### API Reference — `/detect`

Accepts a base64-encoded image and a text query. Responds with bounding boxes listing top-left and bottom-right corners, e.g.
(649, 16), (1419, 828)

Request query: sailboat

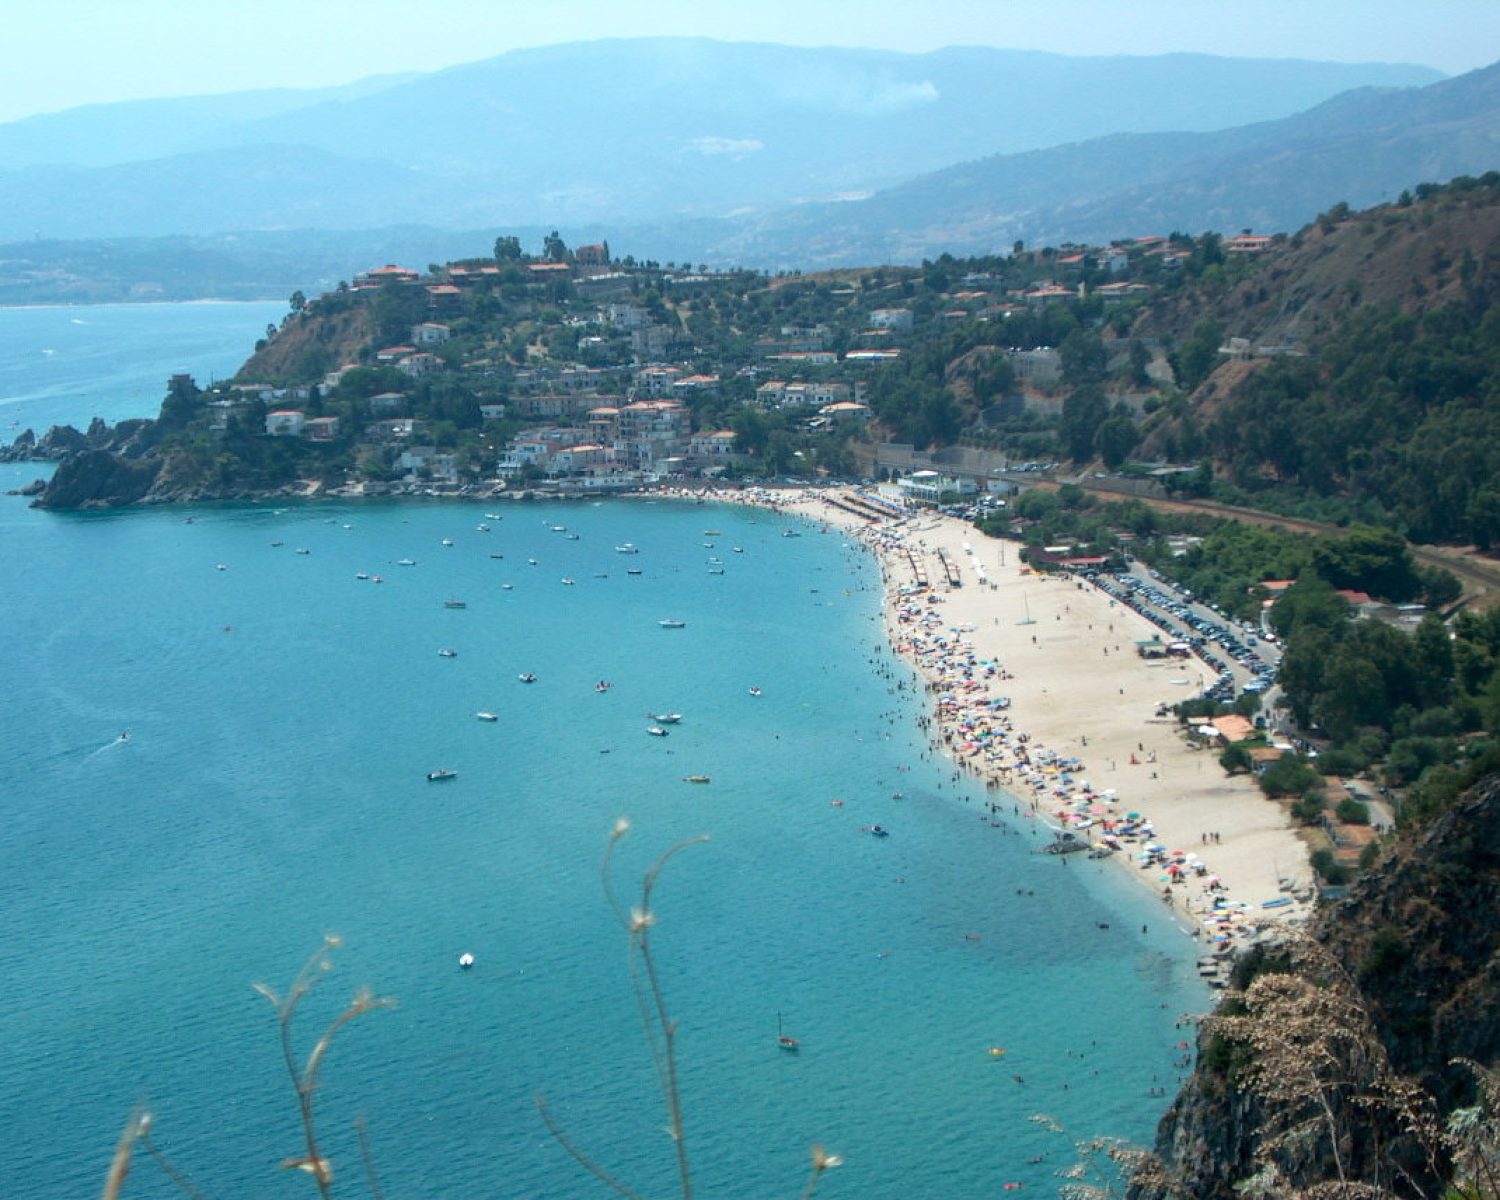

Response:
(777, 1012), (800, 1052)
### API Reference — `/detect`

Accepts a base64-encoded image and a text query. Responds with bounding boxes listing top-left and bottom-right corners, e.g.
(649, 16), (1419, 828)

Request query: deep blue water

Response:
(0, 306), (1204, 1200)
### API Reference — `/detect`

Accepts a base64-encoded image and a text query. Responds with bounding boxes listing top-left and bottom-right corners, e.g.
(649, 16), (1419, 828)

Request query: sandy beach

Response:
(659, 484), (1314, 948)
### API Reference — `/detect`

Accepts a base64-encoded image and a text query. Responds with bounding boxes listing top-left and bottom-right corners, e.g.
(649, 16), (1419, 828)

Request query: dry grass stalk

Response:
(1204, 934), (1443, 1198)
(542, 819), (842, 1199)
(253, 935), (394, 1199)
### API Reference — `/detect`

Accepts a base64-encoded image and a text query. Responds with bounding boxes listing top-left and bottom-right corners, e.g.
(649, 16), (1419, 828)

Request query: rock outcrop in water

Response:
(1137, 774), (1500, 1199)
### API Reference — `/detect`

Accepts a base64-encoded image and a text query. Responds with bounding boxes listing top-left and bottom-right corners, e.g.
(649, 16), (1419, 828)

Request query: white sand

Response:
(662, 485), (1314, 945)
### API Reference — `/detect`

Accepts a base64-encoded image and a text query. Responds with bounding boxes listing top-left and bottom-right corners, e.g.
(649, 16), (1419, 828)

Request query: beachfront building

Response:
(896, 470), (977, 506)
(615, 400), (689, 469)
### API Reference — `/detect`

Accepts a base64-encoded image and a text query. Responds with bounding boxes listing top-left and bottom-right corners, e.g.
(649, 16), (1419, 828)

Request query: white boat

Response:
(626, 568), (643, 575)
(652, 713), (683, 723)
(459, 952), (475, 969)
(397, 558), (416, 566)
(659, 619), (686, 628)
(426, 768), (458, 782)
(476, 712), (499, 722)
(518, 672), (537, 683)
(477, 523), (490, 532)
(438, 647), (458, 658)
(708, 567), (725, 575)
(561, 577), (576, 585)
(441, 538), (454, 546)
(444, 599), (467, 609)
(615, 543), (640, 554)
(295, 547), (311, 555)
(355, 572), (369, 580)
(646, 726), (670, 737)
(485, 513), (503, 520)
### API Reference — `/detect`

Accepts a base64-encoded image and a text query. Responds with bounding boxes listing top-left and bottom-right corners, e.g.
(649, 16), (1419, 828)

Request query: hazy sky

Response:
(6, 0), (1497, 125)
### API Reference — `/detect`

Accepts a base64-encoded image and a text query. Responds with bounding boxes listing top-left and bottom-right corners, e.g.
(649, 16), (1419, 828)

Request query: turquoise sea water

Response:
(0, 307), (1204, 1199)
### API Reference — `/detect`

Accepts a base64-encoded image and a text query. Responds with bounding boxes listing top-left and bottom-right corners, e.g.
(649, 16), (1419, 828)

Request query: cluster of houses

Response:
(235, 229), (1274, 489)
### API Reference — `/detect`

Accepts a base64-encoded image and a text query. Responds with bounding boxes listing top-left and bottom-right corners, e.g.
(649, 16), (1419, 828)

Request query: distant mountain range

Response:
(725, 58), (1500, 266)
(3, 38), (1496, 293)
(0, 39), (1439, 239)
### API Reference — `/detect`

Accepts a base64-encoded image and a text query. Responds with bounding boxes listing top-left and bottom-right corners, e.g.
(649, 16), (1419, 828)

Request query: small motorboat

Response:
(295, 547), (311, 555)
(426, 769), (458, 782)
(747, 687), (762, 696)
(626, 568), (643, 575)
(441, 538), (454, 546)
(683, 775), (711, 784)
(561, 577), (576, 585)
(459, 952), (475, 969)
(595, 681), (614, 692)
(444, 600), (467, 609)
(646, 726), (670, 737)
(615, 543), (639, 554)
(708, 567), (725, 575)
(215, 563), (229, 571)
(477, 523), (490, 532)
(438, 647), (458, 658)
(659, 619), (686, 628)
(489, 552), (505, 559)
(867, 825), (891, 838)
(652, 713), (682, 724)
(502, 583), (514, 590)
(518, 673), (537, 683)
(355, 572), (370, 580)
(565, 533), (580, 540)
(485, 513), (503, 520)
(270, 540), (284, 547)
(476, 712), (499, 722)
(781, 529), (801, 538)
(397, 558), (416, 566)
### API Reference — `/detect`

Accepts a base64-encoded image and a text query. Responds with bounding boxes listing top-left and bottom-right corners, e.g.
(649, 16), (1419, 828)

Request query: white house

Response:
(411, 322), (451, 345)
(265, 410), (306, 436)
(868, 307), (914, 332)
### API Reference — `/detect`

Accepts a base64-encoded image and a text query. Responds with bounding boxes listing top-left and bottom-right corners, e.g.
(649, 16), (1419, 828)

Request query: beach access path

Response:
(762, 489), (1314, 941)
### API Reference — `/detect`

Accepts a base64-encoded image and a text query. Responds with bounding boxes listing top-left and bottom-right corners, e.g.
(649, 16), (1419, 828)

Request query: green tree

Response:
(1170, 317), (1224, 392)
(494, 235), (522, 261)
(1094, 412), (1139, 468)
(1061, 384), (1109, 462)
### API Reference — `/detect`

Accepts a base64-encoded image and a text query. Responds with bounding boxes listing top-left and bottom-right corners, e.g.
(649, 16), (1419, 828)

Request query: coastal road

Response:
(1023, 478), (1500, 610)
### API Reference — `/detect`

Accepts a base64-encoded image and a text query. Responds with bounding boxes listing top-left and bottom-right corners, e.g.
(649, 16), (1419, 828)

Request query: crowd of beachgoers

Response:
(643, 482), (1311, 952)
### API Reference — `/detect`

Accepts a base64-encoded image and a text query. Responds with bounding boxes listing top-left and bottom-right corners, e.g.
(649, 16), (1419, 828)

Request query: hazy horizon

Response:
(5, 0), (1497, 126)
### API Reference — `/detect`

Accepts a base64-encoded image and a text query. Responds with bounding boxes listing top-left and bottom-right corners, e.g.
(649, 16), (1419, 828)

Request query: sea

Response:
(0, 302), (1206, 1199)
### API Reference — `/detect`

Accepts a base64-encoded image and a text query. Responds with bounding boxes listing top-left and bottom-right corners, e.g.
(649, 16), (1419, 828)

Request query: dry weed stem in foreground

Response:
(542, 820), (842, 1199)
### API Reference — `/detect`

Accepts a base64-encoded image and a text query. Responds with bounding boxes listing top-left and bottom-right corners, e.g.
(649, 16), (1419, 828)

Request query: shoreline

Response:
(659, 483), (1314, 955)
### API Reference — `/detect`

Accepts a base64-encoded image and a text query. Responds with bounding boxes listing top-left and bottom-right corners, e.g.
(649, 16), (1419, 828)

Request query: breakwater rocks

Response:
(1135, 774), (1500, 1199)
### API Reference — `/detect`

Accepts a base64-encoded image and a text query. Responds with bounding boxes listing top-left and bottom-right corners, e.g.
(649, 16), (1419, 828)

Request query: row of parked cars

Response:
(1086, 568), (1279, 704)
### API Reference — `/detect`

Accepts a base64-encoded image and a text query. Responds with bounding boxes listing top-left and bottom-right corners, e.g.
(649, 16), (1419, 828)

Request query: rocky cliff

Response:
(1139, 774), (1500, 1198)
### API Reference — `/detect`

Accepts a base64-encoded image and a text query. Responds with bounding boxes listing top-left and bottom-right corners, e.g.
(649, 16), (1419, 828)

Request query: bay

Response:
(0, 306), (1204, 1199)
